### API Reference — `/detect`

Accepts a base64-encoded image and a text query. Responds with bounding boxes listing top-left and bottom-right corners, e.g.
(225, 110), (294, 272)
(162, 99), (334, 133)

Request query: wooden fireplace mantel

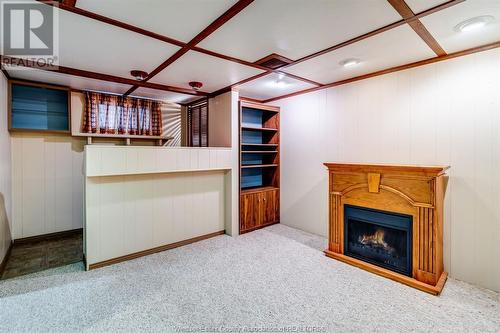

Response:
(324, 162), (450, 295)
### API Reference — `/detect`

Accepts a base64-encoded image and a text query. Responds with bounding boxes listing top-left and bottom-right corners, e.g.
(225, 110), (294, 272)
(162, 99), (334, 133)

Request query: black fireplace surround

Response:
(344, 205), (413, 276)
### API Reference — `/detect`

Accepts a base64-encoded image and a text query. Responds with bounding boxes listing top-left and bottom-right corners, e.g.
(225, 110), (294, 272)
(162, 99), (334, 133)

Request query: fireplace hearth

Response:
(344, 205), (412, 276)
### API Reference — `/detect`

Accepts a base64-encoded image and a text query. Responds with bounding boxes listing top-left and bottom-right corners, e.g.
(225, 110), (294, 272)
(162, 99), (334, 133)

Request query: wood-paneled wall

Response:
(85, 171), (226, 267)
(274, 48), (500, 292)
(0, 73), (12, 263)
(11, 133), (85, 239)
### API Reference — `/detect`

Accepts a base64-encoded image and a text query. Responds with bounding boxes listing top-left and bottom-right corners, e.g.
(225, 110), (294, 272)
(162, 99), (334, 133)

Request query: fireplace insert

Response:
(344, 205), (412, 276)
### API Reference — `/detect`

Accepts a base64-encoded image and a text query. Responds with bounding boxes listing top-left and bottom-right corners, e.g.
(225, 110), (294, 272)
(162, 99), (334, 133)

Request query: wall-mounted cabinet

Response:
(9, 80), (70, 134)
(239, 101), (280, 234)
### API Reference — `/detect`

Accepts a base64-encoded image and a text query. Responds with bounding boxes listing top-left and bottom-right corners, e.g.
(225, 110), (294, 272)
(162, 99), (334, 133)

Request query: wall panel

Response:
(274, 48), (500, 292)
(11, 133), (85, 239)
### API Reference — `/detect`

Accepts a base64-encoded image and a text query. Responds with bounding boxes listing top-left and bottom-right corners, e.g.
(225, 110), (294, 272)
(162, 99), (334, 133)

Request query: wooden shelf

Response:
(241, 164), (278, 169)
(241, 143), (278, 147)
(241, 126), (278, 132)
(239, 101), (280, 235)
(241, 186), (279, 194)
(241, 151), (278, 154)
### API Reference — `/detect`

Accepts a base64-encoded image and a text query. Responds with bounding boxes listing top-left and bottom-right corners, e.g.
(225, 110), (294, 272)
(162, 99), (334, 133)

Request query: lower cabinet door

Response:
(262, 189), (279, 225)
(240, 193), (262, 231)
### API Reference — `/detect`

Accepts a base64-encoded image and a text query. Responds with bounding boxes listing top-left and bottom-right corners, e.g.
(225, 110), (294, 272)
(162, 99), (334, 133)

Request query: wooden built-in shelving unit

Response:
(239, 101), (280, 234)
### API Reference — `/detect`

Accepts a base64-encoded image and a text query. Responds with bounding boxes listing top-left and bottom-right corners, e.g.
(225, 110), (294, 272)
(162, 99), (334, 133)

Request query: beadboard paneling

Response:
(85, 170), (226, 266)
(274, 48), (500, 292)
(11, 133), (85, 239)
(0, 73), (12, 262)
(85, 146), (232, 177)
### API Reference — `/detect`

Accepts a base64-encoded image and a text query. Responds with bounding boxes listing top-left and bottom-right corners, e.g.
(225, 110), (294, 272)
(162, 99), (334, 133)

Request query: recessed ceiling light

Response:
(339, 58), (361, 68)
(454, 15), (494, 33)
(267, 79), (289, 89)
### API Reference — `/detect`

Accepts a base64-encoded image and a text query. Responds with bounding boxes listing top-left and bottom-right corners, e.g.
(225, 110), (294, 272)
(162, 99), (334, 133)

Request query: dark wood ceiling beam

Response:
(61, 0), (77, 7)
(0, 55), (209, 96)
(37, 0), (463, 99)
(387, 0), (447, 56)
(1, 68), (11, 80)
(124, 0), (255, 96)
(260, 41), (500, 104)
(37, 0), (186, 47)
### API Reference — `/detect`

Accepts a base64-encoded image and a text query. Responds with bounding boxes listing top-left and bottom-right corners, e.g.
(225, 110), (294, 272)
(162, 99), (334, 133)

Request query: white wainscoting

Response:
(84, 146), (233, 268)
(0, 73), (12, 262)
(273, 47), (500, 292)
(11, 133), (85, 239)
(85, 146), (232, 177)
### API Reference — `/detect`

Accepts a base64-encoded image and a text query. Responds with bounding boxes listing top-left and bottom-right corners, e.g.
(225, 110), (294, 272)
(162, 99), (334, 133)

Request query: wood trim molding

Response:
(88, 230), (225, 270)
(0, 241), (13, 278)
(262, 41), (500, 103)
(61, 0), (77, 7)
(387, 0), (446, 56)
(124, 0), (255, 96)
(1, 55), (209, 96)
(37, 0), (462, 99)
(13, 228), (83, 245)
(1, 68), (11, 80)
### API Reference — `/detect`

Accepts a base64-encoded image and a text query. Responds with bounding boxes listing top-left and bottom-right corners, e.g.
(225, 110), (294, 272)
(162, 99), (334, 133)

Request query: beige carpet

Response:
(0, 224), (499, 332)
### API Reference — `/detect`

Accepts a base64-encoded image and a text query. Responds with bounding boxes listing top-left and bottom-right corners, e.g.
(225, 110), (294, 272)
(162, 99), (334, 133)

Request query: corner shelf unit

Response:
(239, 101), (280, 234)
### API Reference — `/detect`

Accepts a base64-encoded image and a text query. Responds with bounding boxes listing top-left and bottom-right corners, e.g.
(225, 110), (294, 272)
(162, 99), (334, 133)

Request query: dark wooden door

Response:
(262, 189), (279, 225)
(240, 193), (262, 231)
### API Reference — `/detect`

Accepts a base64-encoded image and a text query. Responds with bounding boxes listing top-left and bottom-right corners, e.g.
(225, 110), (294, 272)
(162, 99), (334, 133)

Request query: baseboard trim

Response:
(13, 228), (83, 245)
(0, 241), (13, 278)
(324, 250), (448, 295)
(88, 230), (226, 270)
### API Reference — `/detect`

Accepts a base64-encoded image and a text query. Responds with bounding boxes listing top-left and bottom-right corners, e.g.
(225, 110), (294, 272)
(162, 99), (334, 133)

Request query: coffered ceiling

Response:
(1, 0), (499, 104)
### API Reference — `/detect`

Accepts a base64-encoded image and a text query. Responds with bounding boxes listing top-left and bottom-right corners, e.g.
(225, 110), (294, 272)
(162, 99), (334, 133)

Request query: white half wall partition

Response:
(84, 146), (235, 269)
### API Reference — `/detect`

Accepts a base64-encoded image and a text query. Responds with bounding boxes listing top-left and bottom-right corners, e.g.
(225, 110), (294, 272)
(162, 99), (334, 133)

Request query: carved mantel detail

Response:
(324, 163), (450, 295)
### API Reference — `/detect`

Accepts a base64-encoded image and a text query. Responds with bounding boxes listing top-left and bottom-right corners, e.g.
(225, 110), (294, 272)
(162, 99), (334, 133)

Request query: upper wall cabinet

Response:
(9, 80), (71, 134)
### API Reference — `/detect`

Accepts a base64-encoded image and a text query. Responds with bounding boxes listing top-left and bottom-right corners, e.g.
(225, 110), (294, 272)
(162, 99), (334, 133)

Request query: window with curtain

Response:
(187, 100), (208, 147)
(82, 91), (162, 136)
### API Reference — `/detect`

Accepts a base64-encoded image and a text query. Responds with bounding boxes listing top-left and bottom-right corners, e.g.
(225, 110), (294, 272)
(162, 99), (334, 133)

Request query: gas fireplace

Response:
(344, 205), (412, 276)
(324, 163), (449, 294)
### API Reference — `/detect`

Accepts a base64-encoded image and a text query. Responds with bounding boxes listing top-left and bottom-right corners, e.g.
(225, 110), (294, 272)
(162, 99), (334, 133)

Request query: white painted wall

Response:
(11, 134), (85, 239)
(273, 48), (500, 292)
(0, 73), (12, 262)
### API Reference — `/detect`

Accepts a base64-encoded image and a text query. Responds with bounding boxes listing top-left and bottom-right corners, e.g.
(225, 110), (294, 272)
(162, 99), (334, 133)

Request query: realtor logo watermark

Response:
(1, 1), (59, 69)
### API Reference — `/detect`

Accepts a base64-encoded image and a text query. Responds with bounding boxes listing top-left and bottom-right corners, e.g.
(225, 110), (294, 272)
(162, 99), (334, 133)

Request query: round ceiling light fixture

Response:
(189, 81), (203, 91)
(454, 15), (494, 33)
(130, 70), (148, 81)
(339, 58), (361, 68)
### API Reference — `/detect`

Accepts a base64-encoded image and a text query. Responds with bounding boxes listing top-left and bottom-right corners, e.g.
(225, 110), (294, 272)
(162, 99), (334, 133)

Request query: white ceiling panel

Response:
(57, 9), (180, 78)
(198, 0), (402, 62)
(420, 0), (500, 53)
(405, 0), (449, 14)
(6, 68), (131, 94)
(238, 73), (316, 100)
(283, 25), (436, 84)
(78, 0), (238, 43)
(132, 88), (199, 104)
(149, 51), (264, 92)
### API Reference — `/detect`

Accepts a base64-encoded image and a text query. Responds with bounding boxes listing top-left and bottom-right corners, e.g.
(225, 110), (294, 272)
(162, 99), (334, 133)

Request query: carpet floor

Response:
(0, 224), (498, 332)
